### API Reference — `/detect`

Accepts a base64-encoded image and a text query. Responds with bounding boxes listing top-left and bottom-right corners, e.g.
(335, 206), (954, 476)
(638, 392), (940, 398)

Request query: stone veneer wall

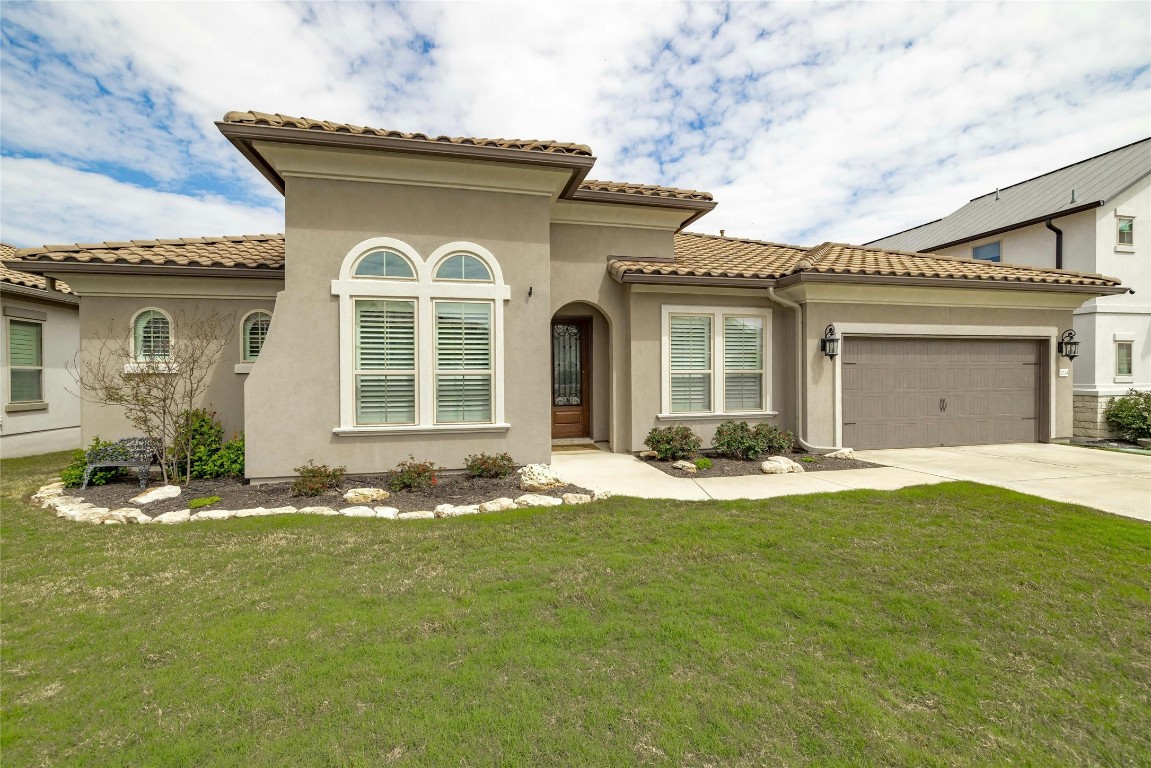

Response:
(1073, 394), (1120, 439)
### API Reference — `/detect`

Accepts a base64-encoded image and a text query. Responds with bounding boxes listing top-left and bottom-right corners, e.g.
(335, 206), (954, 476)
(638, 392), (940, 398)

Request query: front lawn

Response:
(2, 452), (1148, 766)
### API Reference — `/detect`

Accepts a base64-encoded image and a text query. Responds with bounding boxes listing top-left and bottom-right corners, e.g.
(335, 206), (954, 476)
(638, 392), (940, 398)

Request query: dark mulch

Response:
(73, 472), (593, 517)
(641, 451), (880, 478)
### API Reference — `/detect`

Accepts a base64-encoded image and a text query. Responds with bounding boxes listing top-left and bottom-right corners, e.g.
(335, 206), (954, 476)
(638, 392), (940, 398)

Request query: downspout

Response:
(1045, 218), (1063, 270)
(767, 286), (842, 453)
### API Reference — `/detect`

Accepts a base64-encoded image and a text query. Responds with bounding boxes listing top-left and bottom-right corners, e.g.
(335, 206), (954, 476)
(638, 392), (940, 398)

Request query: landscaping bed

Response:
(72, 471), (594, 517)
(640, 450), (880, 477)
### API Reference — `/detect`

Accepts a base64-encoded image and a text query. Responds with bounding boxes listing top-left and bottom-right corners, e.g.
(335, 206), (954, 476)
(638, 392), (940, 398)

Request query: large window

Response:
(132, 309), (171, 362)
(332, 238), (510, 432)
(7, 320), (43, 403)
(663, 306), (770, 415)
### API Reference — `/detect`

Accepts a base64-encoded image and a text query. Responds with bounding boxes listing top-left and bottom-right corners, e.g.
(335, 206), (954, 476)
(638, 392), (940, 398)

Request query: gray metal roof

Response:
(867, 137), (1151, 252)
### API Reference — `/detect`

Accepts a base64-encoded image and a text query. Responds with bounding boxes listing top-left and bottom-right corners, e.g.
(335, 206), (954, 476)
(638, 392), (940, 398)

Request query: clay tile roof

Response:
(0, 244), (74, 294)
(609, 232), (809, 281)
(578, 179), (714, 202)
(221, 110), (594, 157)
(804, 242), (1122, 287)
(609, 232), (1122, 289)
(11, 234), (285, 272)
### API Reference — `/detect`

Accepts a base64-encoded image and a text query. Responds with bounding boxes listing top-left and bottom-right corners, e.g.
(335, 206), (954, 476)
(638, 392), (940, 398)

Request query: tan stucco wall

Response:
(244, 175), (555, 480)
(74, 290), (276, 445)
(1, 291), (81, 456)
(625, 287), (795, 450)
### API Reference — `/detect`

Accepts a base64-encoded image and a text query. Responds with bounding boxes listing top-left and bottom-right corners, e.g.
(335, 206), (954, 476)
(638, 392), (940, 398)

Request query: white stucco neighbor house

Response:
(0, 244), (82, 457)
(867, 138), (1151, 438)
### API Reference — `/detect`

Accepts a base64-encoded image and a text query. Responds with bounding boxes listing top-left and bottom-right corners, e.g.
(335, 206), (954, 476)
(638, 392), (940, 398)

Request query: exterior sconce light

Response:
(1058, 329), (1079, 360)
(820, 325), (840, 358)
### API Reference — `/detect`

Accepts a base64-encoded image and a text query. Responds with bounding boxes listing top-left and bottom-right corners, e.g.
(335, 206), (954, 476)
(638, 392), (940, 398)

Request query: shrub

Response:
(643, 425), (701, 461)
(801, 456), (818, 464)
(171, 409), (225, 480)
(711, 421), (796, 460)
(754, 423), (796, 456)
(60, 436), (123, 488)
(198, 432), (245, 478)
(1105, 389), (1151, 441)
(189, 496), (221, 509)
(694, 457), (713, 470)
(464, 452), (515, 478)
(291, 461), (346, 497)
(389, 456), (438, 492)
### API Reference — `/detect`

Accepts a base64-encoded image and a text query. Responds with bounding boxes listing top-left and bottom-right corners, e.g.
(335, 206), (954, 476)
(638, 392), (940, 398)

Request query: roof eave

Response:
(775, 270), (1126, 295)
(0, 281), (79, 305)
(614, 271), (778, 288)
(3, 260), (285, 280)
(920, 200), (1104, 252)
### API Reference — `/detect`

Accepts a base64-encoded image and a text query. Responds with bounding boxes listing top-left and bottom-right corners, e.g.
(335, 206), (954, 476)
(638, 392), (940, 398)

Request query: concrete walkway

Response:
(551, 443), (1150, 522)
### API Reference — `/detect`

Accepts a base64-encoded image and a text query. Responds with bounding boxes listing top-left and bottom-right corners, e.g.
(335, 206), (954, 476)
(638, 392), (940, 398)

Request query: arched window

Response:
(132, 309), (171, 362)
(353, 249), (415, 280)
(331, 238), (510, 432)
(242, 311), (272, 361)
(434, 253), (492, 282)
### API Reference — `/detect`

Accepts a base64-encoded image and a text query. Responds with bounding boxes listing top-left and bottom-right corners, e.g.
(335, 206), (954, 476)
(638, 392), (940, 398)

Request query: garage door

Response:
(842, 337), (1039, 449)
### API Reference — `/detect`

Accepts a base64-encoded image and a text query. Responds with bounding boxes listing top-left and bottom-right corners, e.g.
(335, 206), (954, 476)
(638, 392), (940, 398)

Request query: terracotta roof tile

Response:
(221, 111), (594, 157)
(0, 244), (74, 294)
(12, 234), (285, 271)
(608, 232), (1122, 289)
(578, 180), (714, 202)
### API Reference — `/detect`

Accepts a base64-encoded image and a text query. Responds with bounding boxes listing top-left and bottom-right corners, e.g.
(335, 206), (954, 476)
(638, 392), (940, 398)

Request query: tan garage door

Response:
(842, 337), (1040, 449)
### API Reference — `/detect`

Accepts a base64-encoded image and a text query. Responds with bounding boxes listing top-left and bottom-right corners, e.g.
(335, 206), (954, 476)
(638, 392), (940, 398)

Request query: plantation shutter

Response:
(724, 316), (763, 411)
(434, 301), (492, 422)
(244, 313), (270, 360)
(355, 300), (416, 424)
(8, 320), (42, 402)
(134, 311), (171, 361)
(669, 315), (712, 412)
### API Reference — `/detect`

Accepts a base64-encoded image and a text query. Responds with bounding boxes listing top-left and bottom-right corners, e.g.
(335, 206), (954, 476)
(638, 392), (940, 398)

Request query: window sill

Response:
(333, 423), (511, 436)
(234, 362), (254, 374)
(1115, 244), (1135, 253)
(657, 411), (778, 421)
(1114, 375), (1134, 384)
(123, 362), (178, 374)
(5, 400), (47, 413)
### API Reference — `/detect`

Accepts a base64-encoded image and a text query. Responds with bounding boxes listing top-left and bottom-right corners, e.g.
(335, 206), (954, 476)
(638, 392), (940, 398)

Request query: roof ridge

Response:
(969, 136), (1151, 202)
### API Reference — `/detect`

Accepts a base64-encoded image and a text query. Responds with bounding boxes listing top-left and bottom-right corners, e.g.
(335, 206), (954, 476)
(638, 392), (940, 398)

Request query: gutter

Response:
(4, 261), (285, 280)
(767, 287), (842, 453)
(1045, 218), (1064, 270)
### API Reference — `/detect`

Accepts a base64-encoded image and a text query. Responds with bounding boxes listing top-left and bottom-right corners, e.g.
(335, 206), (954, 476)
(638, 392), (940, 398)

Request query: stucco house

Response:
(867, 138), (1150, 438)
(6, 111), (1127, 482)
(1, 244), (81, 457)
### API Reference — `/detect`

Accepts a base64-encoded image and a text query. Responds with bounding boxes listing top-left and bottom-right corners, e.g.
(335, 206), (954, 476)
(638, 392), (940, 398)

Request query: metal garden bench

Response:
(81, 437), (161, 490)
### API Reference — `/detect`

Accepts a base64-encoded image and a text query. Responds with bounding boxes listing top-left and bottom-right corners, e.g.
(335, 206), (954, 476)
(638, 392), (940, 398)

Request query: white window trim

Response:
(6, 317), (44, 405)
(240, 309), (272, 362)
(659, 304), (773, 419)
(331, 238), (511, 434)
(129, 307), (173, 363)
(1115, 211), (1135, 252)
(1114, 339), (1135, 382)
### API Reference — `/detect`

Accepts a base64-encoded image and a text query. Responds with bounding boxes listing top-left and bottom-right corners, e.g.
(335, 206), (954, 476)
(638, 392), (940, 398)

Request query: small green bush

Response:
(189, 496), (221, 509)
(694, 457), (713, 470)
(198, 432), (245, 478)
(711, 421), (796, 461)
(753, 423), (796, 456)
(291, 461), (346, 497)
(1105, 389), (1151, 441)
(801, 456), (818, 464)
(464, 452), (515, 478)
(170, 409), (225, 480)
(643, 425), (701, 461)
(60, 437), (124, 488)
(389, 456), (438, 492)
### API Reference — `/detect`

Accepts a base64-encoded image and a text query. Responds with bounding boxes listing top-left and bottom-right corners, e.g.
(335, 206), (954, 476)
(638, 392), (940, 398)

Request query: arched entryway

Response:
(551, 302), (611, 445)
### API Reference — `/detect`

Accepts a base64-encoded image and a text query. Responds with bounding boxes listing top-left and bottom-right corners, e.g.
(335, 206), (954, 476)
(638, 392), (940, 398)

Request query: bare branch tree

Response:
(69, 308), (235, 485)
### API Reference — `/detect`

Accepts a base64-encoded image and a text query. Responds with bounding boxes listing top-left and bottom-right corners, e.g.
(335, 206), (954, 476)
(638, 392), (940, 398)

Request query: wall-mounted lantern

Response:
(1058, 329), (1079, 360)
(820, 325), (840, 358)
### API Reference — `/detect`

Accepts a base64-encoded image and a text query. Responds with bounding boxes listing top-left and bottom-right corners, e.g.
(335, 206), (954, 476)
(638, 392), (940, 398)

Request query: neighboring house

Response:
(867, 138), (1150, 438)
(6, 111), (1126, 481)
(0, 244), (81, 457)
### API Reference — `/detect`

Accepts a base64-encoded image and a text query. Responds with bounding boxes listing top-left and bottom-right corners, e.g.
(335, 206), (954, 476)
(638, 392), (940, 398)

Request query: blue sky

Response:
(1, 1), (1148, 249)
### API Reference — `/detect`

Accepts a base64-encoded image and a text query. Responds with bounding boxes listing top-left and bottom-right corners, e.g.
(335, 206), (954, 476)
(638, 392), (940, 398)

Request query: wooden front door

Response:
(551, 318), (591, 439)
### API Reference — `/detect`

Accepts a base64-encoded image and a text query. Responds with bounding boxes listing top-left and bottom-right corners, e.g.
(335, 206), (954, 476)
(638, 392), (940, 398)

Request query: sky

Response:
(1, 1), (1148, 249)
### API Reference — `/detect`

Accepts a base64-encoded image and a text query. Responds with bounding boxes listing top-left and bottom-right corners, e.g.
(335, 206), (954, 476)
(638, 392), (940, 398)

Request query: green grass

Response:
(2, 452), (1149, 767)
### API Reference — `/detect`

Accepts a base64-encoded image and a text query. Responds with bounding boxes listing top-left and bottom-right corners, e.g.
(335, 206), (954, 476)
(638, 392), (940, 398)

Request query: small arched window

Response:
(354, 250), (415, 280)
(242, 311), (272, 361)
(434, 253), (492, 282)
(133, 309), (171, 362)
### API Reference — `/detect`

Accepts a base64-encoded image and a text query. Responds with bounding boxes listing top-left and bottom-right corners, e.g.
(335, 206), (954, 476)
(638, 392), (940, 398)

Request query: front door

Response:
(551, 318), (591, 439)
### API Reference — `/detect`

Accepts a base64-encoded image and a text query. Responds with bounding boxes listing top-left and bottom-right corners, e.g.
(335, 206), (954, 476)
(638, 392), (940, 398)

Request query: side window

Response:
(972, 242), (1001, 262)
(242, 311), (272, 361)
(1116, 341), (1134, 377)
(133, 309), (172, 362)
(1118, 217), (1134, 246)
(7, 319), (43, 403)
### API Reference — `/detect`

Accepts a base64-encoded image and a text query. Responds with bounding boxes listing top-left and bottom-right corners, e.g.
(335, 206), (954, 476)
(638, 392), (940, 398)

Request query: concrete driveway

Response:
(854, 443), (1151, 521)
